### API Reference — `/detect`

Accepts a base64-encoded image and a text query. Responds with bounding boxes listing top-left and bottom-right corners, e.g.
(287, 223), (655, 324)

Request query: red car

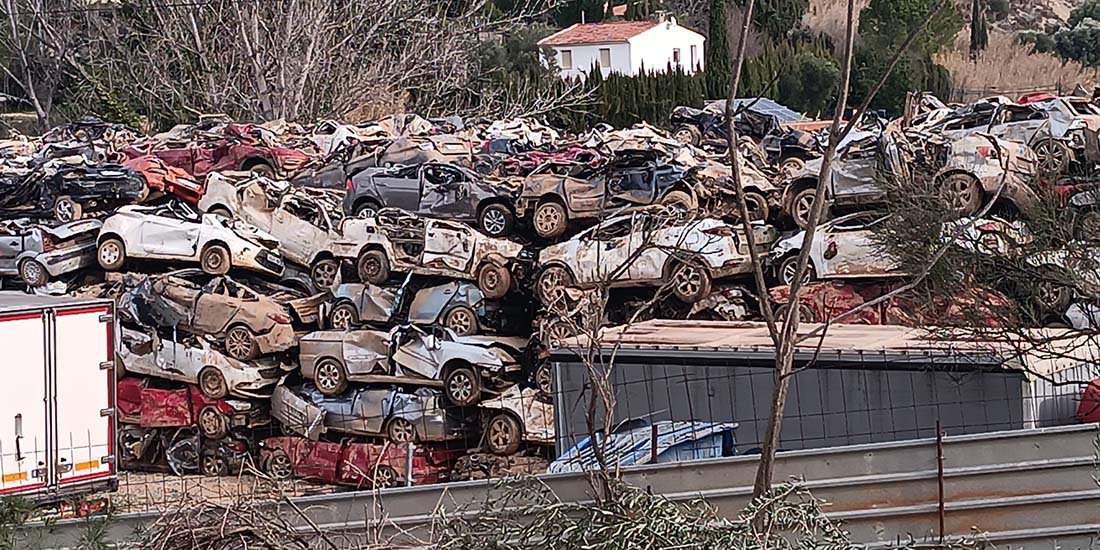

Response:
(769, 282), (1011, 327)
(122, 123), (310, 179)
(1077, 379), (1100, 423)
(117, 376), (269, 440)
(124, 155), (206, 205)
(258, 436), (462, 489)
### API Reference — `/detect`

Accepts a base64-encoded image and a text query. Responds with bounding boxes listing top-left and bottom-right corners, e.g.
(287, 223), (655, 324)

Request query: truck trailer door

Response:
(0, 310), (47, 495)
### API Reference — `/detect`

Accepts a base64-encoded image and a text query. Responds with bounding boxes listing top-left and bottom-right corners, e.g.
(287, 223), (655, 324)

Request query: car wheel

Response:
(310, 259), (339, 289)
(478, 203), (514, 238)
(744, 190), (770, 222)
(534, 362), (553, 396)
(670, 262), (712, 303)
(543, 320), (576, 346)
(775, 302), (816, 324)
(533, 201), (568, 239)
(1077, 210), (1100, 241)
(486, 413), (522, 456)
(536, 265), (572, 304)
(476, 263), (511, 299)
(373, 465), (398, 488)
(386, 418), (416, 444)
(201, 453), (228, 477)
(200, 244), (231, 275)
(1033, 138), (1072, 176)
(672, 125), (702, 146)
(791, 187), (817, 229)
(248, 162), (276, 178)
(97, 238), (126, 271)
(1035, 266), (1072, 313)
(329, 303), (358, 331)
(315, 358), (349, 396)
(265, 449), (293, 480)
(938, 173), (981, 218)
(355, 200), (380, 219)
(209, 207), (233, 220)
(18, 259), (49, 287)
(197, 406), (229, 440)
(357, 249), (390, 284)
(224, 326), (258, 361)
(53, 196), (82, 223)
(198, 367), (229, 399)
(777, 255), (815, 286)
(779, 157), (805, 176)
(443, 305), (479, 336)
(444, 365), (481, 407)
(661, 190), (697, 212)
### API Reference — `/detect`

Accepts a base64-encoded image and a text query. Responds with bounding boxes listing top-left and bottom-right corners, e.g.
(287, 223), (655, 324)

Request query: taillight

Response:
(703, 226), (733, 236)
(268, 312), (291, 324)
(976, 146), (1000, 159)
(978, 222), (998, 232)
(345, 178), (354, 191)
(38, 229), (56, 252)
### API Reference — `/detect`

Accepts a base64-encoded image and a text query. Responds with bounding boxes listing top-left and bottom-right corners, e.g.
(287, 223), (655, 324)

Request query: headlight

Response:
(1071, 130), (1086, 148)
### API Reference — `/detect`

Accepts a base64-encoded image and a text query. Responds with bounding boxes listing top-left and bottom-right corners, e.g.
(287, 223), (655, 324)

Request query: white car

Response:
(536, 209), (778, 304)
(118, 328), (290, 400)
(768, 211), (906, 286)
(97, 203), (285, 276)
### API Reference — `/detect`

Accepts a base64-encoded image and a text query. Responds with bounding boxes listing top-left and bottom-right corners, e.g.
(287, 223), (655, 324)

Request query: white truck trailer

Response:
(0, 293), (117, 503)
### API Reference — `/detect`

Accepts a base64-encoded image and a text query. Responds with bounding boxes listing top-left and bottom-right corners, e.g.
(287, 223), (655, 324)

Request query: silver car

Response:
(270, 384), (466, 443)
(0, 218), (102, 287)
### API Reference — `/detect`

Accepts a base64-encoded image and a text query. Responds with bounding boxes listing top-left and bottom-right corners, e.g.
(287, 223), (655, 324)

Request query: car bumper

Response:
(235, 247), (285, 277)
(255, 324), (297, 354)
(36, 243), (98, 276)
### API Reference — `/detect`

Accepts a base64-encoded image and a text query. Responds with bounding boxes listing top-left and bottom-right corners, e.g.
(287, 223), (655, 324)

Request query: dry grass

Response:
(936, 32), (1100, 101)
(803, 0), (872, 46)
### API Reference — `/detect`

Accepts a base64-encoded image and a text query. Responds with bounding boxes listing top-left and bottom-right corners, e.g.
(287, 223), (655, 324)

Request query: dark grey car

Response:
(342, 162), (517, 238)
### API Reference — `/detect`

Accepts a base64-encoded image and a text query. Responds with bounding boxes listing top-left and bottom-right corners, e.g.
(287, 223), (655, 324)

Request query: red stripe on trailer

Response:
(0, 313), (42, 322)
(0, 482), (45, 495)
(54, 306), (109, 317)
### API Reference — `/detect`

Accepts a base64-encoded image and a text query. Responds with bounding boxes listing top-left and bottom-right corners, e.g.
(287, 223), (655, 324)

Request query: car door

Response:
(371, 165), (421, 210)
(421, 219), (476, 274)
(153, 145), (194, 175)
(139, 212), (201, 258)
(292, 439), (343, 483)
(628, 213), (677, 282)
(190, 279), (243, 335)
(815, 213), (899, 278)
(420, 164), (474, 221)
(391, 326), (445, 380)
(605, 164), (655, 208)
(0, 229), (24, 274)
(269, 196), (334, 266)
(992, 105), (1048, 144)
(829, 145), (880, 204)
(575, 217), (635, 285)
(322, 388), (387, 436)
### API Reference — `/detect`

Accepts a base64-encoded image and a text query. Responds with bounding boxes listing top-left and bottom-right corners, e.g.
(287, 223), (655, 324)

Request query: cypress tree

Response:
(969, 0), (988, 58)
(705, 0), (730, 99)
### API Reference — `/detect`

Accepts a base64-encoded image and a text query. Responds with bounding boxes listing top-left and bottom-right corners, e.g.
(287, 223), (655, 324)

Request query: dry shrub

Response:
(803, 0), (872, 46)
(936, 32), (1100, 100)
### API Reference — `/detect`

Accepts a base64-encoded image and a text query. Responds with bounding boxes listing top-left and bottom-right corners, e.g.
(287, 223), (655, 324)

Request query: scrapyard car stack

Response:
(5, 91), (1097, 490)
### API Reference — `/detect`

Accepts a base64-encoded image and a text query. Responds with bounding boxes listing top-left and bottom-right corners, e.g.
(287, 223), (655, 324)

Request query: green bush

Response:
(777, 53), (840, 118)
(1017, 31), (1056, 53)
(1069, 0), (1100, 27)
(987, 0), (1010, 17)
(1055, 17), (1100, 67)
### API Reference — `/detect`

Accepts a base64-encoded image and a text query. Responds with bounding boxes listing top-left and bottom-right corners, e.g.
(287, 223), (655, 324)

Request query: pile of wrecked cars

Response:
(3, 90), (1099, 489)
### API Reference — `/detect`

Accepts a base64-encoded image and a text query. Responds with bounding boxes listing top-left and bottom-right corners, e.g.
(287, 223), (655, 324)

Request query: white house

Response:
(537, 16), (705, 80)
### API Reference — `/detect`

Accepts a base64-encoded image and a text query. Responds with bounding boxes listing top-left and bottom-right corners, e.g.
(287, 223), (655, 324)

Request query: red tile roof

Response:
(537, 21), (660, 46)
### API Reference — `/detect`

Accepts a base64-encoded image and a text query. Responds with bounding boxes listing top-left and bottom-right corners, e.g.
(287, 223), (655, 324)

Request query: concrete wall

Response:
(550, 43), (631, 80)
(628, 20), (705, 74)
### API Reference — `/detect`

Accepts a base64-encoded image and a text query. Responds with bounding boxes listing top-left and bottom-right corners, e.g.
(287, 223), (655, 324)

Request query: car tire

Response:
(661, 189), (697, 212)
(53, 196), (82, 223)
(197, 406), (229, 440)
(198, 367), (229, 400)
(670, 262), (712, 303)
(329, 302), (358, 331)
(201, 452), (228, 477)
(209, 207), (233, 219)
(533, 201), (568, 239)
(779, 156), (805, 176)
(224, 325), (259, 361)
(536, 265), (573, 304)
(775, 302), (816, 324)
(97, 238), (126, 271)
(938, 173), (982, 219)
(1032, 138), (1072, 176)
(200, 244), (231, 275)
(542, 320), (576, 347)
(478, 203), (514, 238)
(476, 263), (511, 299)
(354, 200), (381, 219)
(247, 162), (276, 178)
(373, 465), (399, 488)
(310, 258), (339, 289)
(1034, 265), (1072, 314)
(265, 449), (293, 480)
(386, 418), (416, 444)
(444, 365), (481, 407)
(18, 259), (49, 287)
(443, 305), (479, 336)
(534, 361), (553, 397)
(744, 190), (770, 222)
(314, 358), (349, 396)
(777, 255), (815, 286)
(672, 125), (702, 146)
(357, 249), (390, 284)
(486, 413), (523, 456)
(791, 187), (818, 229)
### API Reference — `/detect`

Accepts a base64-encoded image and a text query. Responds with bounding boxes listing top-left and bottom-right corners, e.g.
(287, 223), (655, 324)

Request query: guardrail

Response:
(33, 424), (1100, 549)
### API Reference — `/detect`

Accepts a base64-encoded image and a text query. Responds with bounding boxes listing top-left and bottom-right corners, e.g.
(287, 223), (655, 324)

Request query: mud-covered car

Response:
(479, 385), (554, 456)
(332, 208), (534, 299)
(124, 155), (206, 205)
(321, 282), (399, 331)
(122, 122), (311, 179)
(376, 134), (473, 167)
(0, 218), (101, 287)
(0, 161), (148, 222)
(407, 280), (532, 336)
(768, 211), (906, 285)
(97, 203), (285, 276)
(258, 435), (462, 488)
(120, 270), (306, 360)
(536, 208), (778, 304)
(271, 383), (467, 443)
(298, 325), (528, 406)
(118, 328), (290, 400)
(198, 173), (360, 288)
(344, 162), (517, 238)
(117, 376), (269, 440)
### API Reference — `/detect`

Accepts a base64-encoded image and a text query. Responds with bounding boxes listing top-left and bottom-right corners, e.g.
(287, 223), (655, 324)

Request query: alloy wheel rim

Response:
(22, 262), (42, 284)
(449, 374), (473, 401)
(270, 455), (291, 478)
(676, 266), (702, 296)
(200, 410), (221, 435)
(490, 419), (511, 448)
(227, 330), (252, 358)
(315, 263), (337, 287)
(390, 420), (413, 442)
(447, 309), (473, 334)
(331, 309), (352, 330)
(795, 196), (813, 224)
(202, 456), (221, 476)
(56, 201), (72, 220)
(100, 244), (120, 264)
(317, 363), (339, 390)
(535, 207), (561, 234)
(484, 210), (506, 234)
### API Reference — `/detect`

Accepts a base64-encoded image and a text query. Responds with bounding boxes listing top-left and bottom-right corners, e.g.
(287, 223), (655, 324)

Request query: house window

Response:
(599, 48), (611, 68)
(690, 45), (698, 68)
(672, 48), (681, 64)
(561, 50), (573, 70)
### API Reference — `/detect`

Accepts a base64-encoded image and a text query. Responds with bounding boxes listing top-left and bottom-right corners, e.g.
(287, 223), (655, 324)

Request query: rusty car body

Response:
(298, 325), (528, 406)
(270, 383), (466, 443)
(97, 203), (285, 276)
(536, 208), (778, 304)
(768, 282), (1012, 327)
(0, 217), (101, 287)
(124, 155), (206, 205)
(117, 376), (269, 439)
(331, 208), (533, 299)
(320, 282), (399, 331)
(122, 122), (311, 179)
(478, 385), (554, 455)
(258, 435), (461, 488)
(344, 162), (518, 238)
